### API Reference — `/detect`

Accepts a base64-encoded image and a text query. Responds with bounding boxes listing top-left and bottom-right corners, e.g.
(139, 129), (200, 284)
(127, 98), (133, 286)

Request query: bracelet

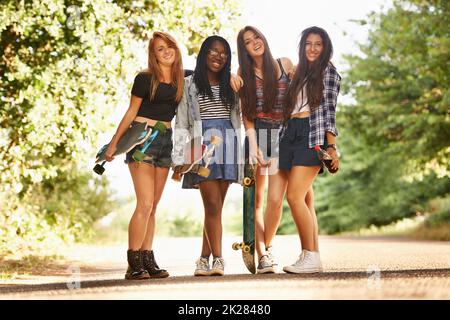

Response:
(327, 144), (337, 150)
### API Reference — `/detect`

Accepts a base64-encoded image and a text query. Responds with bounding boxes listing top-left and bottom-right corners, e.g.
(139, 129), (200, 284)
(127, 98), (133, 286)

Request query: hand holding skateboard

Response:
(93, 121), (166, 175)
(171, 135), (222, 181)
(104, 143), (117, 162)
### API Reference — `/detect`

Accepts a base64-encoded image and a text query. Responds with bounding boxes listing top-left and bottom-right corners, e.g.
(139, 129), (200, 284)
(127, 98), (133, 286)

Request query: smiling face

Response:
(153, 37), (176, 66)
(305, 33), (324, 63)
(243, 30), (265, 58)
(206, 40), (227, 74)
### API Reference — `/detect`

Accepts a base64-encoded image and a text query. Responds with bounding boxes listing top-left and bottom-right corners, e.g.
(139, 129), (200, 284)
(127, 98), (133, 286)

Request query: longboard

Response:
(93, 121), (166, 175)
(232, 139), (256, 274)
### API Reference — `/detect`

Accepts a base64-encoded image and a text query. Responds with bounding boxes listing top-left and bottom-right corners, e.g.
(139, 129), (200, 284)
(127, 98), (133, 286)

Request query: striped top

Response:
(198, 85), (231, 120)
(255, 58), (289, 122)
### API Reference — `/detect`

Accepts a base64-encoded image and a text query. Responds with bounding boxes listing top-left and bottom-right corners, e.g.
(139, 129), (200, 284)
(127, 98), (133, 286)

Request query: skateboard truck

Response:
(232, 242), (251, 253)
(132, 122), (166, 162)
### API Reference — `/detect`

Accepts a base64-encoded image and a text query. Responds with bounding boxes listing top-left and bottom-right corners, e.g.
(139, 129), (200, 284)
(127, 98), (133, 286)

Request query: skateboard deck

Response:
(232, 139), (256, 274)
(93, 121), (166, 175)
(171, 135), (222, 181)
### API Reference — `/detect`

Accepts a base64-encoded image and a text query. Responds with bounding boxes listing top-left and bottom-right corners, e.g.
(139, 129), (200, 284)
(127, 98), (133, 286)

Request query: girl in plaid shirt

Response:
(280, 26), (341, 273)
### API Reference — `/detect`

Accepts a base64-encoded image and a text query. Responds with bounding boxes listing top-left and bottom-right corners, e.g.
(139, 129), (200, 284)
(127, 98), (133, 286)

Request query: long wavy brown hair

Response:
(146, 31), (184, 103)
(284, 26), (333, 121)
(237, 26), (277, 120)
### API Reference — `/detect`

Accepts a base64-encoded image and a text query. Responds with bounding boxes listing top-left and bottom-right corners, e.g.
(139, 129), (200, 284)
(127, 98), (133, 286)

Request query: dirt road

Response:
(1, 235), (449, 299)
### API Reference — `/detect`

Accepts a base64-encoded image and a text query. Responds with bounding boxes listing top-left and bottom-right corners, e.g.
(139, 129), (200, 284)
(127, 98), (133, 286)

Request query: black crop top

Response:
(131, 73), (178, 122)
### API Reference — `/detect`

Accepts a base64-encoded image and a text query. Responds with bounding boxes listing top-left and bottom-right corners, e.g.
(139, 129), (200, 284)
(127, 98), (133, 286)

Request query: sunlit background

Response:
(2, 0), (447, 255)
(97, 0), (389, 229)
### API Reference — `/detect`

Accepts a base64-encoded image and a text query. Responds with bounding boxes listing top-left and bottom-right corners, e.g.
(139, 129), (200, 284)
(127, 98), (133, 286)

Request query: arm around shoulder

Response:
(280, 57), (294, 71)
(280, 57), (295, 79)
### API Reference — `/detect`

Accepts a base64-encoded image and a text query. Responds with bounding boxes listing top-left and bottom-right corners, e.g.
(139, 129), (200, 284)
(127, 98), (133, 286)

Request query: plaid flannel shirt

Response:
(308, 64), (341, 148)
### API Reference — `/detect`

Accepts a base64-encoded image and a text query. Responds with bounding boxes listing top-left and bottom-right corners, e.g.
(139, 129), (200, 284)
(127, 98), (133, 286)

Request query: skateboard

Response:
(232, 139), (256, 274)
(93, 121), (166, 175)
(171, 136), (222, 181)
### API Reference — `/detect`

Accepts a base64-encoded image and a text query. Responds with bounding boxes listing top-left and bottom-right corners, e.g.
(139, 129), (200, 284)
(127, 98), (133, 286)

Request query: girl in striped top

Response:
(198, 85), (231, 119)
(174, 36), (242, 276)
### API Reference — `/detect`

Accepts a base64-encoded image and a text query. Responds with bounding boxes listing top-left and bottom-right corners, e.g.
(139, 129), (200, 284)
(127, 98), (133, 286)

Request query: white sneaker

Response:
(257, 255), (275, 274)
(194, 257), (211, 276)
(283, 250), (323, 274)
(266, 246), (278, 266)
(210, 257), (225, 276)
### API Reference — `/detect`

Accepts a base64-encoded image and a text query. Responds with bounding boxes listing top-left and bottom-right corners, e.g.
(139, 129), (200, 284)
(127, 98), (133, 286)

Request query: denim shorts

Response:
(124, 121), (173, 168)
(279, 117), (322, 171)
(183, 118), (238, 188)
(254, 118), (283, 161)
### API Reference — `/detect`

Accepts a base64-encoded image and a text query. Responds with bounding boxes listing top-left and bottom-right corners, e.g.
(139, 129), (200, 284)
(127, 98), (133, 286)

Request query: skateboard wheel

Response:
(198, 167), (210, 178)
(232, 243), (240, 250)
(132, 150), (145, 162)
(243, 177), (254, 186)
(243, 245), (251, 253)
(93, 164), (105, 175)
(210, 135), (222, 146)
(153, 121), (166, 134)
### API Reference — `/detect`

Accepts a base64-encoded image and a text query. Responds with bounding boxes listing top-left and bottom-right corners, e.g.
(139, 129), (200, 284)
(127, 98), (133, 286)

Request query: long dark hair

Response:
(237, 26), (277, 120)
(193, 36), (235, 107)
(284, 26), (333, 120)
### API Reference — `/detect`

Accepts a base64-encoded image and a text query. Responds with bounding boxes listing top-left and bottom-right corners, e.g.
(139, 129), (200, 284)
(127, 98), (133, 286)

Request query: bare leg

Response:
(199, 180), (229, 257)
(264, 158), (288, 248)
(286, 166), (320, 252)
(254, 165), (267, 259)
(140, 166), (169, 251)
(200, 227), (211, 257)
(200, 181), (229, 258)
(305, 187), (319, 252)
(128, 162), (155, 250)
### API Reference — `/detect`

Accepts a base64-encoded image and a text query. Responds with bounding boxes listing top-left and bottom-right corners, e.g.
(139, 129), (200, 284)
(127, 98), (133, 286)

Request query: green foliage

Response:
(166, 214), (204, 237)
(312, 0), (450, 234)
(342, 0), (449, 175)
(0, 169), (116, 254)
(412, 196), (450, 241)
(422, 196), (450, 228)
(0, 0), (241, 253)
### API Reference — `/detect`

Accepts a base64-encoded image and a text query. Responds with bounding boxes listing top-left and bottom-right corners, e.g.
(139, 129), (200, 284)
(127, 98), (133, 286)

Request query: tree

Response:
(0, 0), (241, 253)
(314, 0), (449, 233)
